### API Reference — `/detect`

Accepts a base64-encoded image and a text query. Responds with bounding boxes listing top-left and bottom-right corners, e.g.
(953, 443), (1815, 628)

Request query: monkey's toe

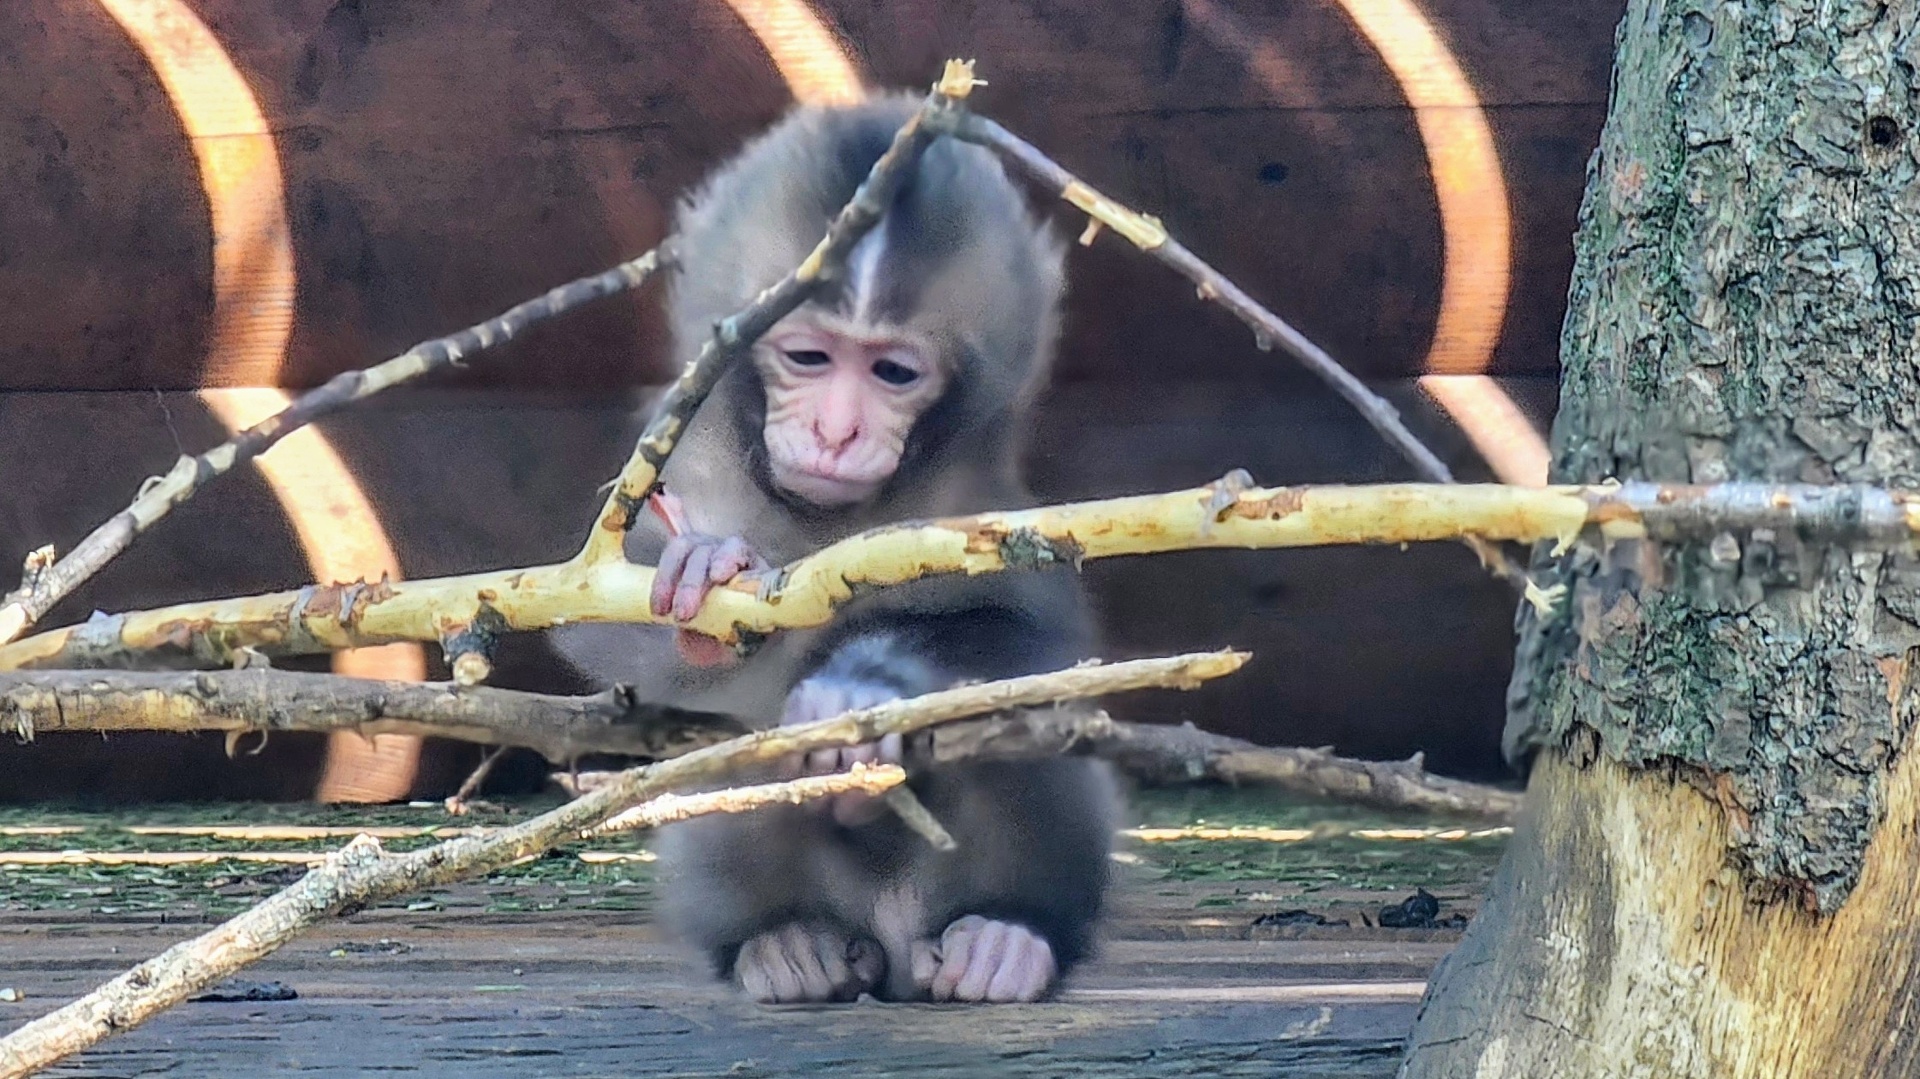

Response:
(928, 916), (1057, 1004)
(734, 923), (881, 1004)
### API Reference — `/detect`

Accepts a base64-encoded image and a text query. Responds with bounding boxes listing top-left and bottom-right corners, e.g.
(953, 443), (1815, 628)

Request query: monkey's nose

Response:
(813, 419), (860, 453)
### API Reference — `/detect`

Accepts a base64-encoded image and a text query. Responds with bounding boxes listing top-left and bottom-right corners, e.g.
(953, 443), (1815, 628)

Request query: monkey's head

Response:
(668, 95), (1067, 511)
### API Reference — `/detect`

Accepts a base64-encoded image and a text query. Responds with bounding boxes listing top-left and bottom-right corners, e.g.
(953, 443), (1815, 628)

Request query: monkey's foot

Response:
(781, 677), (906, 826)
(916, 916), (1058, 1003)
(734, 923), (884, 1004)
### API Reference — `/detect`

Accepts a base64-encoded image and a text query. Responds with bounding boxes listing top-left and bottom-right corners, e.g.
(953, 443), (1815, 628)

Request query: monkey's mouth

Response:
(772, 463), (883, 507)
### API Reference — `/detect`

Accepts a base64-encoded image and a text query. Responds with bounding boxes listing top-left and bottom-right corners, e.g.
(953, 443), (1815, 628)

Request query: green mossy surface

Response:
(0, 786), (1509, 918)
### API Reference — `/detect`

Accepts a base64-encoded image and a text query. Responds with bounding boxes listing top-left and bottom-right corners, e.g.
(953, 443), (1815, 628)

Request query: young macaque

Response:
(553, 94), (1120, 1004)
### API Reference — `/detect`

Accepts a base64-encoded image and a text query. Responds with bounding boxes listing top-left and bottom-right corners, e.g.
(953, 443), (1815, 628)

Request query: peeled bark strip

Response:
(1404, 2), (1920, 1075)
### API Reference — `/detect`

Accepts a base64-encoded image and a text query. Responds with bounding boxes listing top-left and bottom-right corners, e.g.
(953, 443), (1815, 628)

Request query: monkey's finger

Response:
(988, 928), (1055, 1003)
(709, 536), (764, 583)
(672, 544), (716, 622)
(952, 919), (1012, 1002)
(829, 790), (886, 827)
(807, 930), (856, 1000)
(848, 938), (887, 995)
(738, 958), (776, 1002)
(753, 931), (806, 1003)
(910, 939), (941, 992)
(930, 917), (985, 1001)
(736, 937), (792, 1003)
(784, 925), (837, 1001)
(805, 748), (840, 775)
(878, 732), (904, 765)
(652, 536), (696, 617)
(843, 743), (879, 766)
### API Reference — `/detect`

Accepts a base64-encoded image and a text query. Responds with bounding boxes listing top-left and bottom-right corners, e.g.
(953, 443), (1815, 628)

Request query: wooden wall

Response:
(0, 0), (1625, 797)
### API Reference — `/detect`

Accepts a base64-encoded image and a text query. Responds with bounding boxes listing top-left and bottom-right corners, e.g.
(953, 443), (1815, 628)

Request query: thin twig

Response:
(881, 786), (959, 850)
(442, 746), (507, 816)
(581, 762), (905, 838)
(921, 710), (1523, 821)
(10, 479), (1910, 671)
(942, 111), (1525, 585)
(0, 246), (674, 648)
(0, 651), (1231, 1078)
(564, 706), (1520, 822)
(577, 60), (985, 564)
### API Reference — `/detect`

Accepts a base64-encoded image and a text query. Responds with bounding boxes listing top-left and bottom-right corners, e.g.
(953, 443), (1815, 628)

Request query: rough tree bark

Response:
(1402, 3), (1920, 1076)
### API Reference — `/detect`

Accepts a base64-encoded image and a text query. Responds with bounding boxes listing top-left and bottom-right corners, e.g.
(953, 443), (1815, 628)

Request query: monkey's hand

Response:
(779, 676), (906, 827)
(650, 529), (770, 669)
(913, 916), (1058, 1004)
(734, 922), (884, 1004)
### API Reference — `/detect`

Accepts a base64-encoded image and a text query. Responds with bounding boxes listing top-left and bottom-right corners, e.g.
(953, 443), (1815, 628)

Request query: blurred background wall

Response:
(0, 0), (1625, 800)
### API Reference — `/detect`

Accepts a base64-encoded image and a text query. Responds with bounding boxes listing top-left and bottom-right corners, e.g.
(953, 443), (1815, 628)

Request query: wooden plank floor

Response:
(3, 876), (1459, 1077)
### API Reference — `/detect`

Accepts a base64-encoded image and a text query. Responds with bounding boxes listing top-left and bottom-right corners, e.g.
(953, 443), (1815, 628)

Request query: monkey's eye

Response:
(784, 350), (832, 367)
(871, 359), (921, 386)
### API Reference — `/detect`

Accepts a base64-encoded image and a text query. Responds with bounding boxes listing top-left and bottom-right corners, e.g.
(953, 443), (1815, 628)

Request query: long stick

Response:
(0, 766), (903, 1079)
(0, 668), (747, 762)
(945, 111), (1524, 582)
(0, 247), (672, 647)
(0, 652), (1236, 1078)
(922, 710), (1523, 820)
(7, 479), (1910, 671)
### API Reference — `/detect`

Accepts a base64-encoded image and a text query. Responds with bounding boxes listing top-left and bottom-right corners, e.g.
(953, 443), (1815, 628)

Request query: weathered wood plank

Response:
(4, 902), (1440, 1078)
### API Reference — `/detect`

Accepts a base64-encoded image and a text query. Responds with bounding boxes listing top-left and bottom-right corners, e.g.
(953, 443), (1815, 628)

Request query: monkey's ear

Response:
(1011, 214), (1071, 409)
(664, 104), (841, 368)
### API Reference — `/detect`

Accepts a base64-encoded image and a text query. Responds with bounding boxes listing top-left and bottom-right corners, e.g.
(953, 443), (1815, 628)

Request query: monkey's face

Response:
(754, 312), (949, 507)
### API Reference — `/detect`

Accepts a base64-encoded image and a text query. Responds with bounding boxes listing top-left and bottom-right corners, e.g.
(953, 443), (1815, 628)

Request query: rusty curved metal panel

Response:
(94, 0), (426, 800)
(1187, 0), (1549, 484)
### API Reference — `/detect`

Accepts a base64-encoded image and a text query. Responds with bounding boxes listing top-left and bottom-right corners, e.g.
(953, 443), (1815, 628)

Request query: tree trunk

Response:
(1401, 2), (1920, 1076)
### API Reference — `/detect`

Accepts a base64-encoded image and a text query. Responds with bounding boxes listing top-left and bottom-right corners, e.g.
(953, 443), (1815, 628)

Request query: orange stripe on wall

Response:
(721, 0), (865, 105)
(1186, 0), (1549, 485)
(97, 0), (425, 799)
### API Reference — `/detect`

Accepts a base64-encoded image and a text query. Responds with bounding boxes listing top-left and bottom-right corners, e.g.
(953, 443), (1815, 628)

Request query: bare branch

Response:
(954, 115), (1453, 485)
(0, 655), (1515, 820)
(0, 668), (747, 762)
(0, 652), (1247, 759)
(0, 247), (672, 648)
(442, 746), (509, 816)
(9, 479), (1913, 671)
(921, 710), (1523, 821)
(577, 60), (984, 564)
(582, 762), (904, 838)
(942, 111), (1526, 584)
(0, 651), (1232, 1077)
(880, 786), (960, 850)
